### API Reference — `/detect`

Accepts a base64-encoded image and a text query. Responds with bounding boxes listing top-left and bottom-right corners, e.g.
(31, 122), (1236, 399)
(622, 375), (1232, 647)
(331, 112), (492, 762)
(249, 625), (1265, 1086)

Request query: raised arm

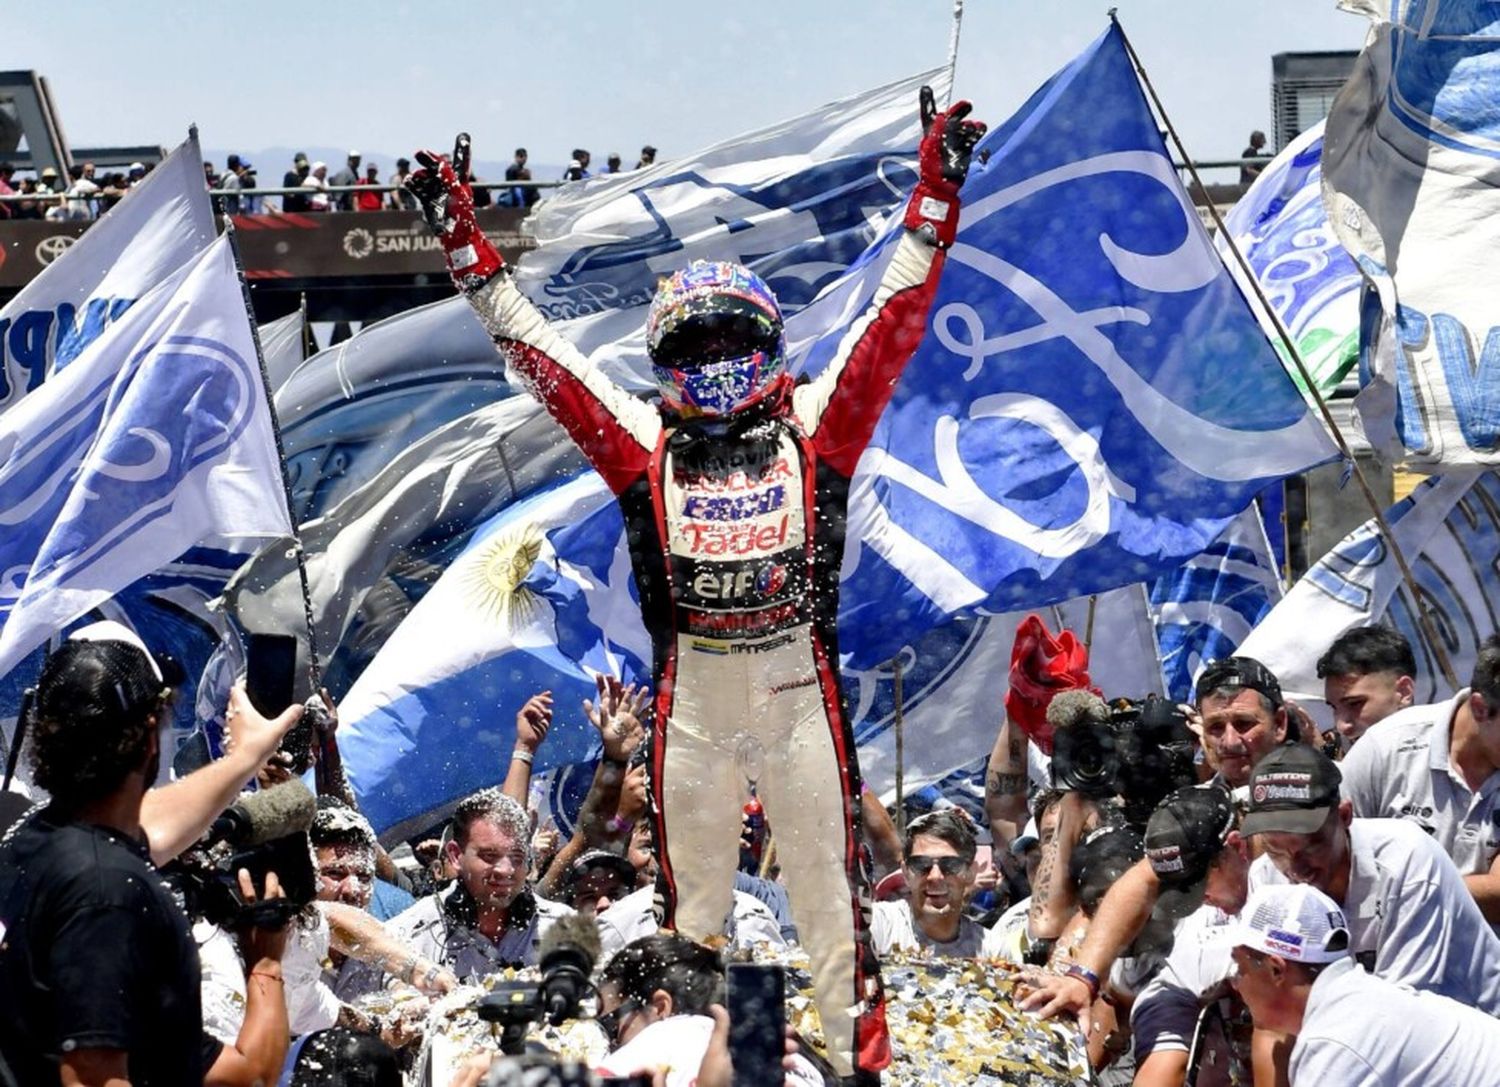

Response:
(407, 135), (660, 492)
(792, 87), (986, 473)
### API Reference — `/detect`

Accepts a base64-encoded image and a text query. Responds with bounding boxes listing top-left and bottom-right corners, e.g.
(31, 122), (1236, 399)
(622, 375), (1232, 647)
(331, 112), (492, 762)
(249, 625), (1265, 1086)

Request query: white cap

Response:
(1225, 883), (1351, 964)
(68, 620), (163, 682)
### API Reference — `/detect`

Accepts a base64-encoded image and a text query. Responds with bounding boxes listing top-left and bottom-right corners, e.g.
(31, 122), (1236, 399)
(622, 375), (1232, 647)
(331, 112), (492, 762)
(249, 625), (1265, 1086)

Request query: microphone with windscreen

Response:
(206, 778), (317, 849)
(537, 912), (602, 1025)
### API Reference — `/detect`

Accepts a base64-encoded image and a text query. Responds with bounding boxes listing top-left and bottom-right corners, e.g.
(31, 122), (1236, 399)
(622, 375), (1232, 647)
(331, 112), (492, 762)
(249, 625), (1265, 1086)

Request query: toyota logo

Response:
(343, 228), (374, 259)
(35, 235), (76, 265)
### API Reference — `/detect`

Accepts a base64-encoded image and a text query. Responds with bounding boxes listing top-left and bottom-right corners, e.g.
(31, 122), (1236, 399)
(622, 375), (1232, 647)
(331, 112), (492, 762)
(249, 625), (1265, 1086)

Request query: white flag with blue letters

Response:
(0, 235), (292, 677)
(1323, 1), (1500, 467)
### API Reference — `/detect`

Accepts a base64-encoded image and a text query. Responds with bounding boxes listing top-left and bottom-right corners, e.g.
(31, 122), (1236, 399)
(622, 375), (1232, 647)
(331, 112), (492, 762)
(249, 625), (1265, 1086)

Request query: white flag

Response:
(0, 235), (291, 677)
(1237, 469), (1493, 721)
(0, 132), (216, 412)
(512, 66), (947, 389)
(1322, 2), (1500, 466)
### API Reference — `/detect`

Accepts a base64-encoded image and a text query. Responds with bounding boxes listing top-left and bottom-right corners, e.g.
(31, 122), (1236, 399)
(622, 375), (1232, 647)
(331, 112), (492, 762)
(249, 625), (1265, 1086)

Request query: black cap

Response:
(1144, 784), (1236, 920)
(1242, 743), (1342, 837)
(1071, 823), (1144, 915)
(1195, 656), (1284, 710)
(562, 849), (636, 898)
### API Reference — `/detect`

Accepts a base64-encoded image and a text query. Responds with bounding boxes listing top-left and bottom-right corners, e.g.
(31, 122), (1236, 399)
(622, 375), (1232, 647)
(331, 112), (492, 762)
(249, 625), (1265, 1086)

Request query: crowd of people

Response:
(0, 158), (151, 220)
(0, 141), (661, 223)
(2, 613), (1496, 1086)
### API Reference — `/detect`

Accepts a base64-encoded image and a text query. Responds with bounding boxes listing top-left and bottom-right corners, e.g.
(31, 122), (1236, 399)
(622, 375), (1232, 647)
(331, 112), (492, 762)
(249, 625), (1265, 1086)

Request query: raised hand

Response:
(918, 85), (987, 190)
(514, 690), (554, 754)
(583, 674), (649, 763)
(405, 132), (504, 292)
(906, 85), (987, 247)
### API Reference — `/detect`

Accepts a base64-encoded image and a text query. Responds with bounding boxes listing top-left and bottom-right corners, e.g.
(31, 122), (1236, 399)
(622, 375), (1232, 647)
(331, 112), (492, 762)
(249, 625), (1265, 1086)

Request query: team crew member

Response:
(1226, 883), (1500, 1087)
(1315, 625), (1416, 744)
(1338, 633), (1500, 923)
(1243, 742), (1500, 1013)
(407, 88), (987, 1078)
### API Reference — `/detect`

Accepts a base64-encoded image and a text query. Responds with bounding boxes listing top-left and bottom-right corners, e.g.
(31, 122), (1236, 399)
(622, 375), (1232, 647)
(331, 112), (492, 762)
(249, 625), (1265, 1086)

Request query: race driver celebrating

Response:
(407, 87), (984, 1081)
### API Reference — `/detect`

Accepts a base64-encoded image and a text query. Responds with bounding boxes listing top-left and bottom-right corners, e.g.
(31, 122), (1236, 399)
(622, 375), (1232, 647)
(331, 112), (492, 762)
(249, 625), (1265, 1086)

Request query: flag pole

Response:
(1108, 11), (1459, 689)
(893, 656), (906, 840)
(945, 0), (966, 105)
(222, 216), (324, 691)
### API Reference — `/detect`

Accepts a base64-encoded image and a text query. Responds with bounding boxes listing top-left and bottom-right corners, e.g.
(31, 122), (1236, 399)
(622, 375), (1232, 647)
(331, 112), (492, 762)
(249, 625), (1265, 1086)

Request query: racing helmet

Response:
(645, 261), (787, 417)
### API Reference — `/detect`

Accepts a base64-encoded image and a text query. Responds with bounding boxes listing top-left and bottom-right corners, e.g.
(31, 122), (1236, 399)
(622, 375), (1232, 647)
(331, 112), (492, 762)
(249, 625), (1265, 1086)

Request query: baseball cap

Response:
(1223, 883), (1351, 964)
(1144, 784), (1236, 920)
(1241, 743), (1342, 837)
(1194, 656), (1284, 710)
(69, 620), (163, 682)
(1071, 823), (1143, 915)
(562, 850), (636, 900)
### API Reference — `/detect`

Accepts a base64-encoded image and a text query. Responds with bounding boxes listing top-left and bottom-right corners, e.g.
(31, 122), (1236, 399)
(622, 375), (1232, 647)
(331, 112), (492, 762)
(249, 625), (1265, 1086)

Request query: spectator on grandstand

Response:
(1316, 625), (1417, 745)
(1226, 883), (1500, 1087)
(0, 162), (13, 219)
(1239, 130), (1269, 184)
(330, 150), (361, 211)
(388, 156), (418, 209)
(13, 177), (45, 219)
(870, 809), (1005, 958)
(1337, 633), (1500, 924)
(356, 163), (384, 210)
(606, 152), (622, 174)
(217, 154), (248, 215)
(503, 147), (537, 207)
(283, 152), (312, 212)
(303, 161), (332, 212)
(385, 788), (572, 978)
(240, 161), (261, 213)
(636, 145), (657, 169)
(564, 148), (591, 181)
(127, 161), (147, 188)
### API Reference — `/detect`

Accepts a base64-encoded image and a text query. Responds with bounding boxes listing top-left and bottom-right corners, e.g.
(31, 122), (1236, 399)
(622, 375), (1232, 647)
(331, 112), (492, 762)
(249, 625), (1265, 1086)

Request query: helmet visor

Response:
(650, 300), (781, 369)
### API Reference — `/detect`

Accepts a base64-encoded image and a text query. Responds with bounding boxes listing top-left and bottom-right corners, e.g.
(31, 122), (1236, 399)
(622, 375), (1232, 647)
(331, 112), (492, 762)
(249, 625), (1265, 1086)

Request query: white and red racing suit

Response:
(462, 218), (953, 1074)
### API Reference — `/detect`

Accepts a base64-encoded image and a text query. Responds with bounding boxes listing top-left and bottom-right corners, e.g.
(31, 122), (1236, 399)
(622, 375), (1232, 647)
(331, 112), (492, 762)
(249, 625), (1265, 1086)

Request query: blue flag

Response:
(828, 25), (1335, 669)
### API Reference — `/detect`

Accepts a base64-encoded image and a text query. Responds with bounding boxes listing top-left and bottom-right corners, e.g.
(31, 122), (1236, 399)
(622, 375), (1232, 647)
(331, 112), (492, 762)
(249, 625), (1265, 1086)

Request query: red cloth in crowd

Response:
(1004, 614), (1093, 755)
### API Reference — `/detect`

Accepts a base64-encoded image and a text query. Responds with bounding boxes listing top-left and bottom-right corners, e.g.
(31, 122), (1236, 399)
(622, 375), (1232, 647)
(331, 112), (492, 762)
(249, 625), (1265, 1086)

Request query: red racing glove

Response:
(904, 85), (987, 248)
(406, 133), (505, 293)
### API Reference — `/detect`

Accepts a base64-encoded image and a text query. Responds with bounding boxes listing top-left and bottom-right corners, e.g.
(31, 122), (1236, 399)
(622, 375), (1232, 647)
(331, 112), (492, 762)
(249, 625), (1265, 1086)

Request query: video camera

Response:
(473, 915), (650, 1086)
(1049, 691), (1198, 824)
(164, 778), (318, 929)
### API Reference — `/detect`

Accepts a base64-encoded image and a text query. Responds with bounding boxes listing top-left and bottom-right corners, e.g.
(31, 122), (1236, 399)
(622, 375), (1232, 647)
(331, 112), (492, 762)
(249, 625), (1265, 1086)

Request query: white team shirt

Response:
(1339, 688), (1500, 890)
(1291, 957), (1500, 1086)
(869, 898), (1006, 959)
(1251, 817), (1500, 1013)
(596, 885), (786, 961)
(595, 1014), (823, 1087)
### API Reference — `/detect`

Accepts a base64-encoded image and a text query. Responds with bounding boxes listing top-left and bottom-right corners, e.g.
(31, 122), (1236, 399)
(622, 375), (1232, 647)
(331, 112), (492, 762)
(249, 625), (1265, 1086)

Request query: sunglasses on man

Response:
(905, 854), (969, 877)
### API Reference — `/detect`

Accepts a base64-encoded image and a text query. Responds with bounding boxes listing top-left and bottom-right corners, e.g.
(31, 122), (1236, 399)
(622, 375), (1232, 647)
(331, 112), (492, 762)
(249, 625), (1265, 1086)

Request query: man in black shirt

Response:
(282, 152), (312, 213)
(0, 625), (214, 1086)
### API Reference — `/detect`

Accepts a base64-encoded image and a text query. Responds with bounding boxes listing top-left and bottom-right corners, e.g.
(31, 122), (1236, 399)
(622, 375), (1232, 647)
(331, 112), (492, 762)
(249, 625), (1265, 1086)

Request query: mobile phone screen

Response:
(726, 962), (785, 1087)
(244, 633), (297, 718)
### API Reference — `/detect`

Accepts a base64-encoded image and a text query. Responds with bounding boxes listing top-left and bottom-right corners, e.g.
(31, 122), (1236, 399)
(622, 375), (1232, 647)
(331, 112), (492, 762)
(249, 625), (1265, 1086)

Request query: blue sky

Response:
(8, 2), (1366, 176)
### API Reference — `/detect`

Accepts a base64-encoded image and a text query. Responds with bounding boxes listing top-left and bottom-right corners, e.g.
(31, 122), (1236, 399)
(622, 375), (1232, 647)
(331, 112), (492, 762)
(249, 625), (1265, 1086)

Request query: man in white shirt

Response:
(1244, 742), (1500, 1013)
(870, 809), (1004, 958)
(1225, 882), (1500, 1087)
(1338, 634), (1500, 924)
(1314, 625), (1416, 745)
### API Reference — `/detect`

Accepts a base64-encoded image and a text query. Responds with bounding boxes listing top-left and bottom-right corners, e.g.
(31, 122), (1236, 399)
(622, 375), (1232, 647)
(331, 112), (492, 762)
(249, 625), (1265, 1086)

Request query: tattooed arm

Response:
(1027, 791), (1099, 940)
(985, 713), (1032, 852)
